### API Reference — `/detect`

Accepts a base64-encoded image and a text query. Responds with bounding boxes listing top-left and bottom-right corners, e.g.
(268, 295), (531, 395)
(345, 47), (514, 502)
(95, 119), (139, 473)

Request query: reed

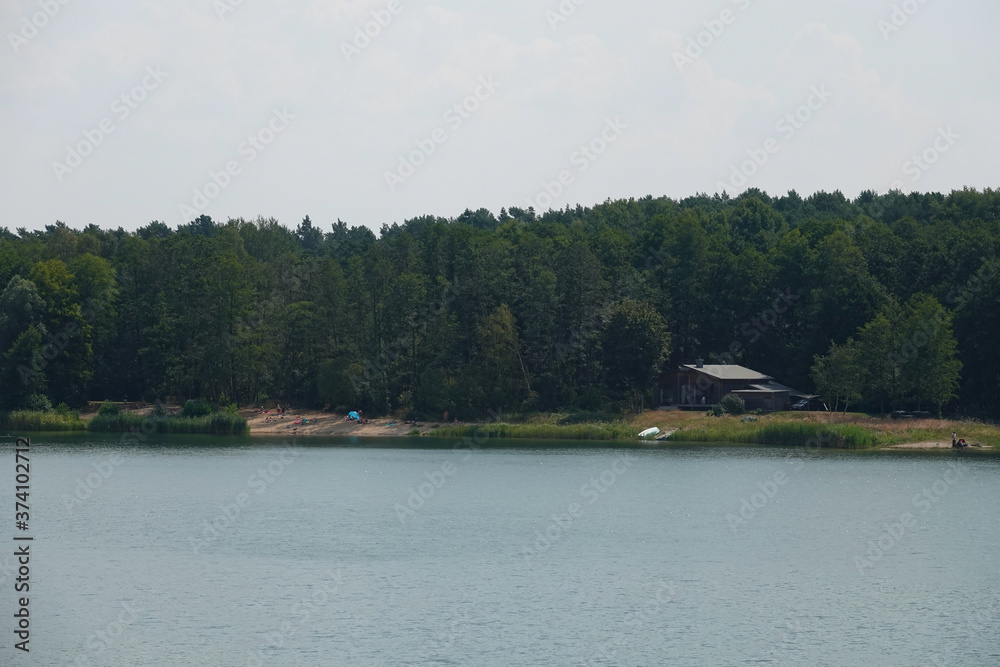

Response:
(87, 412), (248, 435)
(0, 410), (86, 431)
(667, 421), (880, 449)
(430, 421), (636, 441)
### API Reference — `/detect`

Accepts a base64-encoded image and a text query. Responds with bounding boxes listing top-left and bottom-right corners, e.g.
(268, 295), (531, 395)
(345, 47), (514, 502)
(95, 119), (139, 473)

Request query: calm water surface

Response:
(1, 434), (998, 666)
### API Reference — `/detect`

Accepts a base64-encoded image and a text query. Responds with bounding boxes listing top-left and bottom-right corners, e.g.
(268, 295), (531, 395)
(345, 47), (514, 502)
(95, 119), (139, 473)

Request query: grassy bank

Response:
(635, 411), (1000, 449)
(87, 412), (248, 435)
(429, 421), (636, 441)
(663, 421), (879, 449)
(428, 410), (999, 449)
(0, 410), (87, 432)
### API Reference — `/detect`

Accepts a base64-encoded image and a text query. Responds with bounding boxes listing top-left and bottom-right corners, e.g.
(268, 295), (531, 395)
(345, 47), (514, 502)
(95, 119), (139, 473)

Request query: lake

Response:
(1, 434), (998, 666)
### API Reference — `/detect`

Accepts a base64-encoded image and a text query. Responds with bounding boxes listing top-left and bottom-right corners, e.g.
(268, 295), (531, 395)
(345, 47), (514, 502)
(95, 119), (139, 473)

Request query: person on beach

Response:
(953, 431), (957, 447)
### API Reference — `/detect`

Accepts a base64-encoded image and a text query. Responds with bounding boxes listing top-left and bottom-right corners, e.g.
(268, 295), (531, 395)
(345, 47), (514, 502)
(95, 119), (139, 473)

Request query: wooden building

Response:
(655, 360), (810, 412)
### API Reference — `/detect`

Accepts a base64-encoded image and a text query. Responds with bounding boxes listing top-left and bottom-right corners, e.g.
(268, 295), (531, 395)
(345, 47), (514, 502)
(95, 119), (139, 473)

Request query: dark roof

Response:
(678, 364), (772, 381)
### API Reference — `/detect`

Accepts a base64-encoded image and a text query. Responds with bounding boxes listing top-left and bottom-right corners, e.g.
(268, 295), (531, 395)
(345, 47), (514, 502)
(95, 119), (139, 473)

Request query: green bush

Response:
(24, 394), (51, 412)
(720, 394), (746, 415)
(667, 421), (880, 449)
(87, 413), (145, 432)
(87, 412), (248, 435)
(408, 429), (421, 436)
(97, 400), (120, 416)
(558, 411), (620, 425)
(0, 410), (85, 431)
(182, 399), (212, 417)
(430, 422), (635, 441)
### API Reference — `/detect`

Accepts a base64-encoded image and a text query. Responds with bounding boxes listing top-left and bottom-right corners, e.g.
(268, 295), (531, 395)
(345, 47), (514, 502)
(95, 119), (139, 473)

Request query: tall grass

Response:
(430, 422), (636, 441)
(87, 412), (248, 435)
(0, 410), (86, 431)
(668, 421), (880, 449)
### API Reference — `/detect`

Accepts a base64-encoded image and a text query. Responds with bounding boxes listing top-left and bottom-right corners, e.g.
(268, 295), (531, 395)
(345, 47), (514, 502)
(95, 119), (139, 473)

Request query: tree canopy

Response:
(0, 188), (997, 419)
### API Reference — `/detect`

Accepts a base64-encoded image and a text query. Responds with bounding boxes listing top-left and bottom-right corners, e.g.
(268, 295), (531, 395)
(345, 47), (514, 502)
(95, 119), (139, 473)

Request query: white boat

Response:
(638, 427), (660, 439)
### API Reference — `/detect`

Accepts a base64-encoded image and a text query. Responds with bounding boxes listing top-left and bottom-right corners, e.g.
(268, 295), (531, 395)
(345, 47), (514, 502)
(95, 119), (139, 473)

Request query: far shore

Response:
(38, 405), (995, 450)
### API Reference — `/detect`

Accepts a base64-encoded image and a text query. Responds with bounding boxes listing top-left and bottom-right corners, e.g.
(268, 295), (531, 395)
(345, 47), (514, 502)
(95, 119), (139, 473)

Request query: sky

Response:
(2, 0), (998, 234)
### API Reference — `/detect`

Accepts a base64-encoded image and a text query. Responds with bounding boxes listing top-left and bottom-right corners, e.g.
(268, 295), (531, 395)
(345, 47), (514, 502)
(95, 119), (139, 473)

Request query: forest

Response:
(1, 187), (998, 421)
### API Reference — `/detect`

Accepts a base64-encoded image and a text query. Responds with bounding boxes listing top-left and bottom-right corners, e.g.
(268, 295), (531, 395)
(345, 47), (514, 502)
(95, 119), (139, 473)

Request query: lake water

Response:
(1, 434), (998, 666)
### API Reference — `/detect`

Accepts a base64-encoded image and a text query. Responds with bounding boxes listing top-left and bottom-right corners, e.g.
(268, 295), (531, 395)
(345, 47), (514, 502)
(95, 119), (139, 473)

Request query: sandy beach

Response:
(243, 410), (443, 437)
(888, 441), (987, 449)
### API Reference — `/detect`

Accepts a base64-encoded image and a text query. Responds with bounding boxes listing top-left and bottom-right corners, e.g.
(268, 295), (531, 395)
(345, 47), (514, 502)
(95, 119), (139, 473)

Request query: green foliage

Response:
(602, 299), (671, 412)
(669, 421), (879, 449)
(0, 410), (85, 431)
(720, 394), (746, 415)
(1, 189), (999, 419)
(430, 422), (636, 441)
(97, 400), (120, 416)
(87, 412), (248, 435)
(182, 399), (212, 417)
(557, 411), (621, 425)
(811, 339), (864, 413)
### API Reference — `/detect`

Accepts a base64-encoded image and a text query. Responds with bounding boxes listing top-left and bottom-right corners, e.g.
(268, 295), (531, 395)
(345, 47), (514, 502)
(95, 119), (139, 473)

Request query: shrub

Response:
(720, 394), (746, 415)
(408, 429), (420, 436)
(88, 412), (248, 435)
(182, 399), (212, 417)
(24, 394), (51, 412)
(98, 400), (120, 416)
(1, 410), (85, 431)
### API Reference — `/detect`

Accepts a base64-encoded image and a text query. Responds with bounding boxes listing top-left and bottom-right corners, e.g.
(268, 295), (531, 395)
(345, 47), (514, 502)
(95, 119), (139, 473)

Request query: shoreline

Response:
(8, 407), (997, 451)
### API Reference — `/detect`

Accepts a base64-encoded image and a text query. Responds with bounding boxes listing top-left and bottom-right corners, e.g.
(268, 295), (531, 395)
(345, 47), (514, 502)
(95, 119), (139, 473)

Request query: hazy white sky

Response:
(2, 0), (998, 233)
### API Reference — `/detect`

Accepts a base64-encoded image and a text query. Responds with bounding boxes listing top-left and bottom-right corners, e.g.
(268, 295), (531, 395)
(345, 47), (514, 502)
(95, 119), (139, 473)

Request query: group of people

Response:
(952, 431), (981, 448)
(258, 404), (288, 423)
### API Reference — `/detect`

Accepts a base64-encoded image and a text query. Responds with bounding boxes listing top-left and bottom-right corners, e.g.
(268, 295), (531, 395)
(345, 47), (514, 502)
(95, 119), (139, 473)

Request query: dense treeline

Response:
(1, 188), (998, 420)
